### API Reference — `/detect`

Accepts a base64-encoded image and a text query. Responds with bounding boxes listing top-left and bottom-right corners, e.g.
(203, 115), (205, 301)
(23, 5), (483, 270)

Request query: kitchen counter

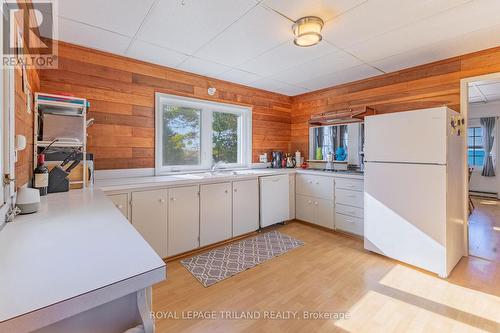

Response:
(97, 168), (363, 192)
(0, 189), (166, 332)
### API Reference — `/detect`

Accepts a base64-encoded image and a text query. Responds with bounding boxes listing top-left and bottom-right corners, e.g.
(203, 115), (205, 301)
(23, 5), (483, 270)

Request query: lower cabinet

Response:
(131, 189), (168, 258)
(296, 194), (334, 229)
(108, 193), (128, 219)
(232, 179), (259, 237)
(200, 182), (232, 246)
(289, 174), (295, 220)
(167, 186), (200, 256)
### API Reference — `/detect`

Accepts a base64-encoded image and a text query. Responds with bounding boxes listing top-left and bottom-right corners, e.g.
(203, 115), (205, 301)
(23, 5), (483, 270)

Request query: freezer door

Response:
(364, 162), (447, 276)
(365, 107), (449, 164)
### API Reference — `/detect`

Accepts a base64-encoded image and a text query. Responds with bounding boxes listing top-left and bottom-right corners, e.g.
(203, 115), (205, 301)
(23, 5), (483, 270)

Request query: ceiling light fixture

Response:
(292, 16), (324, 47)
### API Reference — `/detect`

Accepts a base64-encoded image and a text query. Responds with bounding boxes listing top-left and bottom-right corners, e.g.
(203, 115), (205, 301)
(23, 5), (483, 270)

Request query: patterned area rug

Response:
(181, 230), (304, 287)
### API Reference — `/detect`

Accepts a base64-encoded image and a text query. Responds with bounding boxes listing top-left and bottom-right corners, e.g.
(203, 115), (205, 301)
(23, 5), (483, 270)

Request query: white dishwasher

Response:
(259, 174), (290, 228)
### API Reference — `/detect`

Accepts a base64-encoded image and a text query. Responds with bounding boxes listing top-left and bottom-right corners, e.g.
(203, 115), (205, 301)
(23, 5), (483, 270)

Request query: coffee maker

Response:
(271, 151), (283, 168)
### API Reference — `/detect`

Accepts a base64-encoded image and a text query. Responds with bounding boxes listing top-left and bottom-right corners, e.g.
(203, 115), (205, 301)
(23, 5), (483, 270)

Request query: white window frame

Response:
(155, 93), (252, 174)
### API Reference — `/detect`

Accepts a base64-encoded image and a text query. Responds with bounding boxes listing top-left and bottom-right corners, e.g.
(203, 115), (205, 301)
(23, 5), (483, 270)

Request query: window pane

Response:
(475, 149), (485, 166)
(162, 105), (201, 166)
(212, 112), (239, 163)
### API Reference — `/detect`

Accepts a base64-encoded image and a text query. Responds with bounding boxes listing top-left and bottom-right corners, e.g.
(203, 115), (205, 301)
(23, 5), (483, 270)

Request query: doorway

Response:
(464, 76), (500, 262)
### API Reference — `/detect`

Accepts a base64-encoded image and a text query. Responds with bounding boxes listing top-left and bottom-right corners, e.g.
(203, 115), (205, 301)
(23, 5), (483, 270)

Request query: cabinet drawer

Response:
(108, 193), (129, 220)
(335, 213), (364, 236)
(296, 174), (334, 200)
(336, 204), (363, 219)
(335, 188), (363, 208)
(335, 178), (364, 192)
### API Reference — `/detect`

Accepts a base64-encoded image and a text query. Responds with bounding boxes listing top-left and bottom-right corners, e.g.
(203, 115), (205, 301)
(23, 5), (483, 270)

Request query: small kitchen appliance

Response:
(271, 151), (283, 168)
(16, 188), (41, 214)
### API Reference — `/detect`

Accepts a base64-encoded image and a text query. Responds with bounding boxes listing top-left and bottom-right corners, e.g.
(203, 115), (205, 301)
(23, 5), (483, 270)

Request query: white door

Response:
(168, 186), (200, 256)
(364, 162), (447, 276)
(200, 182), (232, 246)
(365, 107), (448, 164)
(233, 179), (259, 237)
(131, 189), (168, 258)
(259, 175), (289, 227)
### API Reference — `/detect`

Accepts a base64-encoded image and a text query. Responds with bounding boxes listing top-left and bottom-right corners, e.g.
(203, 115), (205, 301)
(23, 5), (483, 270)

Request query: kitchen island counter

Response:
(0, 189), (165, 333)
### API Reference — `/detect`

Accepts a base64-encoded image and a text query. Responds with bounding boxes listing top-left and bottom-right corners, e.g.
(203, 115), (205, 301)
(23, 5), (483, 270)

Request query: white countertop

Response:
(97, 168), (363, 192)
(0, 189), (165, 325)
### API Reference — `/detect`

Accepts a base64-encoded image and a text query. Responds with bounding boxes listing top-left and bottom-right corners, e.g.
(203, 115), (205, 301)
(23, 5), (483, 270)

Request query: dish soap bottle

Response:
(34, 154), (49, 196)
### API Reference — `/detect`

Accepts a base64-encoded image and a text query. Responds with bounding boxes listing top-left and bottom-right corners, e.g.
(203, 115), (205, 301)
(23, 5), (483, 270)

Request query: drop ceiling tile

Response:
(59, 0), (155, 37)
(58, 18), (132, 55)
(126, 40), (188, 68)
(247, 78), (307, 95)
(239, 39), (338, 76)
(262, 0), (366, 22)
(177, 57), (231, 77)
(296, 64), (382, 91)
(216, 69), (262, 85)
(195, 5), (291, 67)
(270, 49), (361, 84)
(137, 0), (258, 55)
(322, 0), (469, 49)
(273, 85), (310, 96)
(476, 82), (500, 96)
(468, 86), (482, 98)
(370, 23), (500, 73)
(348, 0), (500, 64)
(469, 96), (486, 103)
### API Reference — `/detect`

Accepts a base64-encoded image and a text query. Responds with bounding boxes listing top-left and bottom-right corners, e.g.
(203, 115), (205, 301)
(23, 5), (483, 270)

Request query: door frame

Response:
(460, 71), (500, 257)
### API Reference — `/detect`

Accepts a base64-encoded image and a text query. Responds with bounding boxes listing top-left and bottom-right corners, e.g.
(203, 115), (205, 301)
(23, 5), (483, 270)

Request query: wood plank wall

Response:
(39, 42), (292, 170)
(38, 42), (500, 171)
(291, 46), (500, 159)
(13, 1), (40, 187)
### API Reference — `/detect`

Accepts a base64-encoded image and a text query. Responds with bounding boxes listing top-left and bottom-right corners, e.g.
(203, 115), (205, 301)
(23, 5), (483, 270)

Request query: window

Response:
(310, 125), (348, 160)
(468, 126), (484, 167)
(155, 93), (251, 173)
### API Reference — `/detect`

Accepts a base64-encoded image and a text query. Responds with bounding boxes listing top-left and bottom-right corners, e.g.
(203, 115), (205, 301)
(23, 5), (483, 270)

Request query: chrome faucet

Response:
(210, 160), (226, 173)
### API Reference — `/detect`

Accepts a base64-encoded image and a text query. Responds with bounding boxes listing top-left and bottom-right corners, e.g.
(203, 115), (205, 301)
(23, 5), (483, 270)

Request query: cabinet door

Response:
(233, 179), (259, 237)
(108, 193), (128, 220)
(296, 174), (315, 196)
(314, 198), (334, 229)
(168, 186), (200, 256)
(296, 194), (314, 223)
(131, 189), (168, 258)
(200, 182), (232, 246)
(289, 174), (295, 220)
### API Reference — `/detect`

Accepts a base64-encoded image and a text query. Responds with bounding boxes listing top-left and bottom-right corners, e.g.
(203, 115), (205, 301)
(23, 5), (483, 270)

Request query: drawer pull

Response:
(117, 204), (123, 209)
(170, 197), (176, 201)
(159, 198), (165, 203)
(307, 200), (312, 204)
(315, 181), (319, 185)
(314, 201), (318, 206)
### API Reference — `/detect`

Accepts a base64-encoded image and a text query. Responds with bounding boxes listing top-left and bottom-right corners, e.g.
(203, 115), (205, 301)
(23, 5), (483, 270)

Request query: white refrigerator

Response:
(364, 107), (466, 278)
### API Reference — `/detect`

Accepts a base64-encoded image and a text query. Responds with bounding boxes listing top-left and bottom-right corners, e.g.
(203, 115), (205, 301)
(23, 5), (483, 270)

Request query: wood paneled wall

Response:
(38, 42), (500, 171)
(39, 42), (292, 170)
(291, 46), (500, 159)
(14, 1), (40, 187)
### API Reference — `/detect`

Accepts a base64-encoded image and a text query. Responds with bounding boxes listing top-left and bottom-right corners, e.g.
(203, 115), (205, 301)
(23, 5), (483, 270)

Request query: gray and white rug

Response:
(181, 230), (304, 287)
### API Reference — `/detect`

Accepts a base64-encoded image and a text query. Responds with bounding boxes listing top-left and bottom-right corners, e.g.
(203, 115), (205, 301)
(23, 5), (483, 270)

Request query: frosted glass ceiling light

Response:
(292, 16), (324, 47)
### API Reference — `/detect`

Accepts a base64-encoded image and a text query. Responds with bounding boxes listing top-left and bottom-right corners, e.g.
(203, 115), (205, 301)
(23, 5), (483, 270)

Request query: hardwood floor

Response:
(469, 197), (500, 262)
(152, 222), (500, 333)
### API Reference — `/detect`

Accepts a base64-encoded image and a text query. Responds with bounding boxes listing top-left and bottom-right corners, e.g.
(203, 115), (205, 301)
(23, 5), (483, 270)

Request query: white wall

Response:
(468, 101), (500, 198)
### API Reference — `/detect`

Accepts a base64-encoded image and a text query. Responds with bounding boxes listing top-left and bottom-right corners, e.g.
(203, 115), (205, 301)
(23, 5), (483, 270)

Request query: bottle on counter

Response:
(34, 154), (49, 196)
